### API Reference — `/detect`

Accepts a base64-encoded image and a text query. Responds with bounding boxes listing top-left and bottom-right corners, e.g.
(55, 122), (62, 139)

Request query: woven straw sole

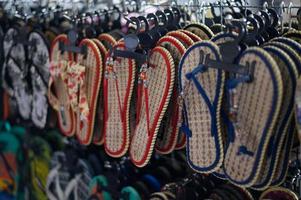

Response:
(283, 30), (301, 44)
(179, 41), (224, 173)
(167, 31), (194, 48)
(252, 45), (298, 190)
(48, 34), (75, 137)
(92, 39), (108, 145)
(104, 42), (136, 157)
(155, 36), (186, 154)
(98, 33), (117, 50)
(184, 23), (214, 40)
(259, 187), (299, 200)
(75, 39), (102, 145)
(130, 46), (175, 167)
(179, 30), (202, 42)
(223, 47), (283, 187)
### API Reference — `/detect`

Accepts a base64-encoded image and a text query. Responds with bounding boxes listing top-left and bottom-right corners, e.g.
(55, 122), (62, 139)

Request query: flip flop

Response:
(74, 39), (102, 145)
(179, 30), (202, 42)
(130, 46), (175, 167)
(92, 39), (108, 145)
(223, 47), (283, 187)
(283, 30), (301, 44)
(103, 42), (136, 157)
(259, 187), (299, 200)
(166, 31), (194, 48)
(155, 36), (186, 154)
(88, 175), (112, 200)
(98, 33), (117, 50)
(251, 45), (297, 190)
(2, 27), (32, 120)
(27, 30), (51, 128)
(179, 41), (224, 173)
(184, 23), (214, 40)
(120, 186), (141, 200)
(48, 34), (75, 136)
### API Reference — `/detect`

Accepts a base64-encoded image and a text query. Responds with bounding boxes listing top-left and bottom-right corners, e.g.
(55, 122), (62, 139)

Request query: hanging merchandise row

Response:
(1, 0), (301, 199)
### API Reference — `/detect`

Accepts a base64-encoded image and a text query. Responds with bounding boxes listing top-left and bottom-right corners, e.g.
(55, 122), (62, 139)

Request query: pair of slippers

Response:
(179, 33), (300, 188)
(2, 27), (50, 128)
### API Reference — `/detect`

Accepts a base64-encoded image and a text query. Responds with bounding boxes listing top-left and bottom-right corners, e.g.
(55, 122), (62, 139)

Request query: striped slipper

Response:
(155, 36), (186, 154)
(98, 33), (117, 50)
(179, 30), (202, 42)
(103, 42), (136, 157)
(91, 39), (107, 145)
(223, 47), (283, 187)
(130, 46), (175, 167)
(252, 45), (297, 190)
(27, 30), (50, 128)
(283, 30), (301, 44)
(179, 41), (224, 173)
(166, 31), (194, 48)
(74, 39), (102, 145)
(184, 23), (214, 40)
(48, 34), (75, 136)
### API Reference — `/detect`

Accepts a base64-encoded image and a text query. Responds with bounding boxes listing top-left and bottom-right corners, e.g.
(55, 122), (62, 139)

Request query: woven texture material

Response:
(179, 41), (224, 173)
(75, 39), (102, 145)
(252, 45), (298, 190)
(179, 30), (202, 42)
(223, 48), (283, 187)
(98, 33), (117, 50)
(130, 46), (175, 167)
(184, 23), (214, 40)
(48, 34), (75, 136)
(167, 31), (194, 48)
(104, 43), (136, 157)
(155, 36), (186, 154)
(259, 187), (299, 200)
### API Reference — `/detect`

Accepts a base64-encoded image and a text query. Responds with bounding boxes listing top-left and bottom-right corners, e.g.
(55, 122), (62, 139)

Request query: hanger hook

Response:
(288, 2), (293, 29)
(200, 1), (207, 24)
(263, 1), (268, 10)
(280, 1), (285, 32)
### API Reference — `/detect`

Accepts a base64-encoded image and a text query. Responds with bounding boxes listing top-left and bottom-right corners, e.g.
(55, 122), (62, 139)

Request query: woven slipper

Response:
(252, 45), (297, 190)
(73, 39), (102, 145)
(271, 37), (301, 74)
(155, 36), (186, 154)
(2, 27), (32, 120)
(103, 42), (136, 157)
(91, 39), (108, 145)
(223, 47), (283, 187)
(179, 41), (224, 173)
(271, 121), (294, 186)
(184, 23), (214, 40)
(27, 30), (50, 128)
(179, 30), (202, 42)
(259, 187), (299, 200)
(283, 30), (301, 44)
(98, 33), (117, 50)
(48, 34), (75, 136)
(130, 46), (175, 167)
(166, 31), (194, 48)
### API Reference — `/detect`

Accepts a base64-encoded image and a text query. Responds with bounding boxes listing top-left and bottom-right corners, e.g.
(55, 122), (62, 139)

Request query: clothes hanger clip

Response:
(288, 2), (293, 29)
(59, 29), (87, 55)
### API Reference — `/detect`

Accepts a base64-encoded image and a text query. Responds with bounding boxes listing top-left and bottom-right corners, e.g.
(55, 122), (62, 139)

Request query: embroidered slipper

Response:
(179, 41), (224, 173)
(2, 27), (32, 120)
(271, 121), (295, 186)
(27, 30), (50, 128)
(223, 47), (283, 187)
(92, 39), (108, 145)
(74, 39), (102, 145)
(184, 23), (214, 40)
(270, 37), (301, 74)
(251, 45), (297, 190)
(283, 30), (301, 44)
(259, 187), (299, 200)
(130, 46), (175, 167)
(166, 31), (194, 48)
(155, 36), (186, 154)
(98, 33), (117, 50)
(179, 30), (202, 42)
(48, 34), (75, 136)
(103, 42), (136, 157)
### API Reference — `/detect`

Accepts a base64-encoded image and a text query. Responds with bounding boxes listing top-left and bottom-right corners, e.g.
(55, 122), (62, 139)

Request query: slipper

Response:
(48, 34), (75, 136)
(92, 39), (108, 145)
(27, 30), (51, 128)
(271, 121), (295, 186)
(251, 45), (297, 190)
(179, 30), (202, 42)
(98, 33), (117, 50)
(2, 27), (32, 120)
(103, 42), (136, 157)
(283, 30), (301, 44)
(74, 39), (102, 145)
(88, 175), (112, 200)
(259, 187), (299, 200)
(130, 46), (175, 167)
(155, 36), (186, 154)
(166, 31), (194, 48)
(223, 47), (283, 187)
(120, 186), (141, 200)
(178, 41), (224, 173)
(184, 23), (214, 40)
